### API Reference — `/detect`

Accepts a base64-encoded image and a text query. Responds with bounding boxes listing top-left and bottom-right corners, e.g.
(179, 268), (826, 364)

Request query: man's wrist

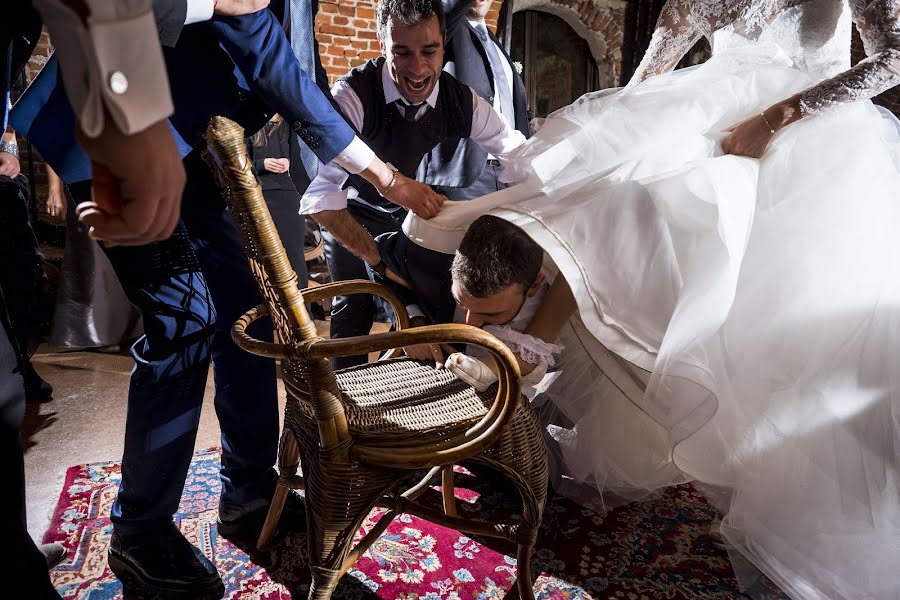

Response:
(370, 259), (387, 278)
(378, 170), (399, 198)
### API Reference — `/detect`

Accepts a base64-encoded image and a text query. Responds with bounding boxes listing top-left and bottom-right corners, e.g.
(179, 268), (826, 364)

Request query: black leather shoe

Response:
(217, 491), (306, 545)
(108, 522), (224, 599)
(23, 365), (53, 404)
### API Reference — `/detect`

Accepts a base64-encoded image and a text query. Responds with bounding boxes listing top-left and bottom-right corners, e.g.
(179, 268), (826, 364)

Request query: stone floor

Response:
(23, 346), (228, 541)
(22, 317), (373, 542)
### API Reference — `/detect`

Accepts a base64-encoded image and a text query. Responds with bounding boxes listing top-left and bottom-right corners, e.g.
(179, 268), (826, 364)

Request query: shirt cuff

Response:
(300, 189), (350, 214)
(40, 3), (175, 138)
(332, 136), (375, 174)
(185, 0), (215, 24)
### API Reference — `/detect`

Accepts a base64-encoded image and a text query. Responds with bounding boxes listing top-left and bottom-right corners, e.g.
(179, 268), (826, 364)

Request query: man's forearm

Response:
(312, 209), (380, 265)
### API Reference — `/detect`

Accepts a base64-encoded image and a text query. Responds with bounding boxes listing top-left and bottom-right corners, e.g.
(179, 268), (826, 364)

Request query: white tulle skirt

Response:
(428, 44), (900, 600)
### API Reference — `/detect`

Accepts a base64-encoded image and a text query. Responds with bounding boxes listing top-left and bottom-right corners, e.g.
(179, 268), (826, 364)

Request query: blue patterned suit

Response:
(12, 5), (356, 537)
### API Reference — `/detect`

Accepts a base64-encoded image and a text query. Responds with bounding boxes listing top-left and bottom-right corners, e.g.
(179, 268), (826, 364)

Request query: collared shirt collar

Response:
(381, 60), (440, 108)
(467, 17), (487, 30)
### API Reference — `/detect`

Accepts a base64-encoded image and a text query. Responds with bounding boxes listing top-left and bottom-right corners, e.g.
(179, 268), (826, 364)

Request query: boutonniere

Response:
(513, 61), (523, 75)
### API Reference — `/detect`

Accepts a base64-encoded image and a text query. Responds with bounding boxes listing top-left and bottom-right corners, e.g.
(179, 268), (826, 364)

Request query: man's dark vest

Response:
(341, 57), (473, 209)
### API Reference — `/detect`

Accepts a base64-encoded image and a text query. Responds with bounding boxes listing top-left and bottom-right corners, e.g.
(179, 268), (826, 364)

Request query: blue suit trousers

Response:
(71, 152), (279, 535)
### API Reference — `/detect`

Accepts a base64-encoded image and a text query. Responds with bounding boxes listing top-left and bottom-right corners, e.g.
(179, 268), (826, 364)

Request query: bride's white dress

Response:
(409, 1), (900, 598)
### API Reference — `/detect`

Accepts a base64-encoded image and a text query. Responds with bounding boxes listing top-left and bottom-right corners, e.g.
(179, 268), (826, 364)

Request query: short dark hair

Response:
(376, 0), (446, 41)
(452, 215), (543, 298)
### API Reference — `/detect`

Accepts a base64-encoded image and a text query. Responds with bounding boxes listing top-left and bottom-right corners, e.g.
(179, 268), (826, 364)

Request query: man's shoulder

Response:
(338, 57), (385, 84)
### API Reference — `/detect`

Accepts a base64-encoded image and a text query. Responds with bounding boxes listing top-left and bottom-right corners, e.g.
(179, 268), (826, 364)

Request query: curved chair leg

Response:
(441, 466), (458, 517)
(516, 543), (536, 600)
(257, 430), (301, 550)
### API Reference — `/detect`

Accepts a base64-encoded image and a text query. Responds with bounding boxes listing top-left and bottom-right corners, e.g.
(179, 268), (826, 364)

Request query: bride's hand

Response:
(721, 113), (776, 159)
(722, 97), (803, 159)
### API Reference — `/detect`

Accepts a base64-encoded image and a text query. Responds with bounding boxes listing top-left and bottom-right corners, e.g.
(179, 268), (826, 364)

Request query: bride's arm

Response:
(627, 0), (709, 86)
(798, 1), (900, 116)
(724, 1), (900, 158)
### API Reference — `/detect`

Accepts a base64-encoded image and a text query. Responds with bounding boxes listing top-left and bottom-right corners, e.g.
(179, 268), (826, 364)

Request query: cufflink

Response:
(109, 71), (128, 95)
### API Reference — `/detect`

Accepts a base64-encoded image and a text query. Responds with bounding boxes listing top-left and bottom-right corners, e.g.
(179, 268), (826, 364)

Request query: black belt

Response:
(486, 158), (501, 167)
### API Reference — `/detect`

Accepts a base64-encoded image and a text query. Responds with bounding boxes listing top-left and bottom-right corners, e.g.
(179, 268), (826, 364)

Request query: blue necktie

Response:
(475, 23), (514, 130)
(288, 0), (319, 180)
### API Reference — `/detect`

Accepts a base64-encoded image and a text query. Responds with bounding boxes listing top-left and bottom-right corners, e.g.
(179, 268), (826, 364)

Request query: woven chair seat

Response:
(285, 357), (496, 447)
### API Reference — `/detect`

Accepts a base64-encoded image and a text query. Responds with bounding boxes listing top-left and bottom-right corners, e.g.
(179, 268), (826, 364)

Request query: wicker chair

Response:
(203, 116), (548, 600)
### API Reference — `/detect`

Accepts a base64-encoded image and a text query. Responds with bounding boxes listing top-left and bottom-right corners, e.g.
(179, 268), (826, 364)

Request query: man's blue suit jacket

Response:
(11, 8), (356, 185)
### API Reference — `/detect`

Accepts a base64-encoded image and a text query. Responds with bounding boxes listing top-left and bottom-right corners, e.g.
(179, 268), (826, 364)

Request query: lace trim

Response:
(483, 325), (564, 367)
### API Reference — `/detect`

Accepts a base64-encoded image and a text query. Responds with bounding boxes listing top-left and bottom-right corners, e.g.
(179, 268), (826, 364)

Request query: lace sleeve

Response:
(800, 0), (900, 115)
(627, 0), (709, 86)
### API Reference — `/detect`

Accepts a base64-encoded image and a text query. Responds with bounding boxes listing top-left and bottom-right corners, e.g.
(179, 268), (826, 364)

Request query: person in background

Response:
(45, 163), (142, 352)
(247, 114), (308, 285)
(0, 124), (53, 404)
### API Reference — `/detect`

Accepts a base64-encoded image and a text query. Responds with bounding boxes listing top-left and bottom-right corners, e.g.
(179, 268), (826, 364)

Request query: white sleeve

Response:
(467, 88), (526, 157)
(185, 0), (215, 24)
(300, 81), (368, 214)
(33, 0), (174, 138)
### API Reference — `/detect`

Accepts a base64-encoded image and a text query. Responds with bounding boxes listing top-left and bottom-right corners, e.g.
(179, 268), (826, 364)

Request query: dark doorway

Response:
(510, 10), (599, 118)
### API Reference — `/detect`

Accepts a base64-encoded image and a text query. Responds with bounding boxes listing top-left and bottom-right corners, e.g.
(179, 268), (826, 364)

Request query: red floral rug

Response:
(44, 448), (786, 599)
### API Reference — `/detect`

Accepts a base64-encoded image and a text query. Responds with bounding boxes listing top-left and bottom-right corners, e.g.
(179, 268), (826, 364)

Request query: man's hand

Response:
(384, 173), (446, 219)
(0, 152), (20, 178)
(402, 316), (446, 367)
(213, 0), (271, 16)
(76, 118), (185, 246)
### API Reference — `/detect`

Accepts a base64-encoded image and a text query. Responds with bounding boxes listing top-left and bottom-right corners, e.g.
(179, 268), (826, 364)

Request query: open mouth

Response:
(404, 75), (431, 95)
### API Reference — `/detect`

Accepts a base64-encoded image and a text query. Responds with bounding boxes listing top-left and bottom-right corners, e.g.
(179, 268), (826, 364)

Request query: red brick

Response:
(320, 24), (355, 36)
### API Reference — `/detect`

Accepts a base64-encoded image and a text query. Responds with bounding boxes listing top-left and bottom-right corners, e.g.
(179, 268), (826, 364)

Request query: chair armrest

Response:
(302, 279), (411, 360)
(299, 324), (522, 469)
(301, 279), (410, 330)
(232, 279), (412, 360)
(232, 304), (288, 358)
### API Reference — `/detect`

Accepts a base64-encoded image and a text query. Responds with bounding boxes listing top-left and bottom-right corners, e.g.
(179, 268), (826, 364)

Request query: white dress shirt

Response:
(301, 61), (526, 214)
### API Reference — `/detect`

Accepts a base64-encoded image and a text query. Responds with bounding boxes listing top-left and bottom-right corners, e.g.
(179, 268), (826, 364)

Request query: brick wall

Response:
(542, 0), (627, 85)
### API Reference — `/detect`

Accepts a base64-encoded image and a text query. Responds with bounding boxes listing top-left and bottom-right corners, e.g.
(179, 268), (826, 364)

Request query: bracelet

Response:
(379, 169), (399, 198)
(760, 111), (777, 134)
(0, 140), (19, 159)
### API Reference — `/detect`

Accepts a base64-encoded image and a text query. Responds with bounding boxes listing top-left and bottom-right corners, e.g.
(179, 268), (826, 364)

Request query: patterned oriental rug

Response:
(44, 448), (786, 599)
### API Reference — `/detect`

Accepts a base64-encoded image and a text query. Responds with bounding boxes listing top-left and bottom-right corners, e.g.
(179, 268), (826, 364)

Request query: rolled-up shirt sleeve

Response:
(33, 0), (174, 138)
(301, 80), (373, 214)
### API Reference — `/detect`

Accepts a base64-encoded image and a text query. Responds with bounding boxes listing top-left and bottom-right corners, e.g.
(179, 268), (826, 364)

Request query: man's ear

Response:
(526, 272), (545, 297)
